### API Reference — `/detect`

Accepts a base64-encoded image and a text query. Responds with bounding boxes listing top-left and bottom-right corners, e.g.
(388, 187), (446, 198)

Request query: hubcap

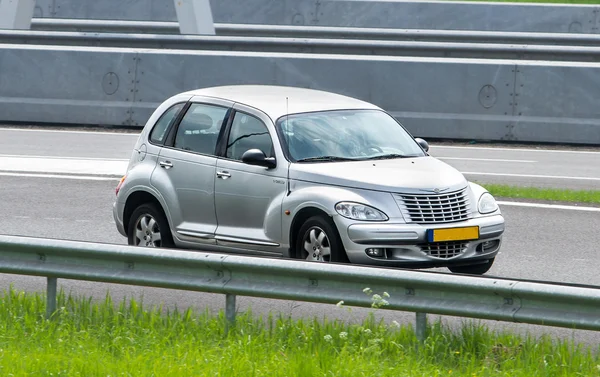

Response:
(302, 226), (331, 262)
(134, 214), (162, 247)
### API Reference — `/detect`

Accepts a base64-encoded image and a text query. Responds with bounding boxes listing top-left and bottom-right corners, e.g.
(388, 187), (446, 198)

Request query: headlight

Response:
(478, 192), (498, 214)
(335, 202), (388, 221)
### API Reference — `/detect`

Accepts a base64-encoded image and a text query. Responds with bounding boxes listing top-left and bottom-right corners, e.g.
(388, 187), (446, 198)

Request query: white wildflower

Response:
(339, 332), (348, 340)
(324, 334), (333, 342)
(336, 300), (344, 307)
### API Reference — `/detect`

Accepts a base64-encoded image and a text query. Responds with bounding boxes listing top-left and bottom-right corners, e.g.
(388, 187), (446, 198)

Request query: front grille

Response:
(393, 187), (472, 224)
(420, 241), (467, 259)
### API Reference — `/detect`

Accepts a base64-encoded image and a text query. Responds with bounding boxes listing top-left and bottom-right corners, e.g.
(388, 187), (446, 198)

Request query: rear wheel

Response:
(127, 203), (174, 248)
(295, 215), (349, 263)
(447, 258), (495, 275)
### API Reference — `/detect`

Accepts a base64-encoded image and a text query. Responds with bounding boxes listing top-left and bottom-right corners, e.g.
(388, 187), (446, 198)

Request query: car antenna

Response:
(285, 95), (292, 196)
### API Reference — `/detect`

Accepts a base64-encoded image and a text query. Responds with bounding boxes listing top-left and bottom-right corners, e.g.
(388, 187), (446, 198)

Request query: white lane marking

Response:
(0, 172), (121, 181)
(438, 157), (537, 163)
(432, 145), (600, 155)
(0, 127), (140, 136)
(463, 171), (600, 181)
(498, 201), (600, 212)
(14, 216), (30, 219)
(0, 154), (129, 162)
(0, 156), (128, 176)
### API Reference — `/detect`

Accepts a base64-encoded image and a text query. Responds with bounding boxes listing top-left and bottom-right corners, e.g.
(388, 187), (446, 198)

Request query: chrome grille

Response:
(420, 241), (467, 259)
(393, 188), (472, 224)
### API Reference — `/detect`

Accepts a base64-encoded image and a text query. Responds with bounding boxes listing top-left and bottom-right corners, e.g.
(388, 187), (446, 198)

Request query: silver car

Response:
(113, 85), (504, 275)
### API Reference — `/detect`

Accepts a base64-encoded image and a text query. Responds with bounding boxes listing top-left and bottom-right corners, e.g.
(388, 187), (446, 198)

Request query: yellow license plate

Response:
(427, 226), (479, 242)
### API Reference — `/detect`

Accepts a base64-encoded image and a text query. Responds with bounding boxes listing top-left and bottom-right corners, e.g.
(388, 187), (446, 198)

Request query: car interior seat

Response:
(175, 112), (217, 155)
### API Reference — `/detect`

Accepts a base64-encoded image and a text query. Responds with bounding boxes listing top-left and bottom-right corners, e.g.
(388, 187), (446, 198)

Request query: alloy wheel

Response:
(302, 226), (331, 262)
(133, 214), (162, 247)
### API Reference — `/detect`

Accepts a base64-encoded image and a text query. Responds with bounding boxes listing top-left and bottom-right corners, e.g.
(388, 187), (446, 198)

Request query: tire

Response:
(447, 258), (495, 275)
(295, 215), (349, 263)
(127, 203), (175, 249)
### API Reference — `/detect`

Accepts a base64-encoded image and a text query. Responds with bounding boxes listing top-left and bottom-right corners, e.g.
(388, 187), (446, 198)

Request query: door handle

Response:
(216, 170), (231, 179)
(159, 160), (173, 169)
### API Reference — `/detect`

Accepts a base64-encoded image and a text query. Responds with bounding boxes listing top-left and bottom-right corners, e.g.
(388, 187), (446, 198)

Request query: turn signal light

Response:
(115, 175), (126, 196)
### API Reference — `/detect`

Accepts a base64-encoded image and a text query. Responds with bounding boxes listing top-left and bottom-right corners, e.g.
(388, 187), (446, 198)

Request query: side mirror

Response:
(241, 148), (276, 169)
(415, 137), (429, 153)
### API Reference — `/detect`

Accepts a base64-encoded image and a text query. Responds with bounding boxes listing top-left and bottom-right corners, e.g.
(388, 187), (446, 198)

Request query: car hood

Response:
(289, 156), (468, 193)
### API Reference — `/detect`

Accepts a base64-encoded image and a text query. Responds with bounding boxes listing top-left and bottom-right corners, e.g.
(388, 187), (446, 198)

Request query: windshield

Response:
(276, 109), (426, 162)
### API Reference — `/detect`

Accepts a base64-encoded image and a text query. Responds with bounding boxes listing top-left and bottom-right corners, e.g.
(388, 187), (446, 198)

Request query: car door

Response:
(214, 104), (288, 255)
(150, 97), (233, 245)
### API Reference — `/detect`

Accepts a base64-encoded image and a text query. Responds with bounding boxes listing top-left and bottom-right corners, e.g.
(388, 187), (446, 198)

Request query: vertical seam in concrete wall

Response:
(127, 53), (141, 126)
(506, 64), (519, 140)
(312, 0), (322, 25)
(50, 0), (57, 17)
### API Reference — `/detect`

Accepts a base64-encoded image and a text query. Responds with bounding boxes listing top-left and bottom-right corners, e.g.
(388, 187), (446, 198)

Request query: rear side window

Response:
(149, 103), (186, 145)
(173, 103), (229, 156)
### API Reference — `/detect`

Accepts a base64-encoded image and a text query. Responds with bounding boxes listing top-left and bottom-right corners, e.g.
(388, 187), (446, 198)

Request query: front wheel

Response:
(295, 215), (349, 263)
(127, 203), (175, 248)
(447, 258), (495, 275)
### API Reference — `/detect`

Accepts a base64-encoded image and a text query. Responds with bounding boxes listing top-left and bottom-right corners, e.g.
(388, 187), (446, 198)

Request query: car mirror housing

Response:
(415, 137), (429, 152)
(241, 148), (276, 169)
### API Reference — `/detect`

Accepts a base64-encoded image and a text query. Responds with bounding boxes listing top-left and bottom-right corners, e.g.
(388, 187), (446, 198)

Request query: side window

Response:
(226, 112), (274, 161)
(173, 103), (229, 156)
(149, 102), (185, 145)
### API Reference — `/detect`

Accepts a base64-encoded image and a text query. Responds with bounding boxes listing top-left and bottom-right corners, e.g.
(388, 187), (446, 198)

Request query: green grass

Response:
(0, 287), (598, 376)
(447, 0), (600, 4)
(479, 183), (600, 205)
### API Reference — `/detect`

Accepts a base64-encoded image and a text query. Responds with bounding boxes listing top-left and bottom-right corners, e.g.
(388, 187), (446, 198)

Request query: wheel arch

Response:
(289, 206), (340, 259)
(123, 190), (171, 237)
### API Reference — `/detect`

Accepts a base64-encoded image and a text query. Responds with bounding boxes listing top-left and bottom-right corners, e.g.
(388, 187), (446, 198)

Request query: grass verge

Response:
(0, 287), (598, 376)
(445, 0), (600, 4)
(478, 183), (600, 205)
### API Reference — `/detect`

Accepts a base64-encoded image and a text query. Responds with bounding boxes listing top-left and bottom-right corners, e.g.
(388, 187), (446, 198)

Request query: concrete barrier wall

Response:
(1, 45), (599, 144)
(33, 0), (600, 33)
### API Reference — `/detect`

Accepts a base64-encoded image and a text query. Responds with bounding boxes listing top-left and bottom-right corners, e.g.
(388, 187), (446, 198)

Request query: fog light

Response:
(366, 248), (385, 258)
(478, 241), (497, 253)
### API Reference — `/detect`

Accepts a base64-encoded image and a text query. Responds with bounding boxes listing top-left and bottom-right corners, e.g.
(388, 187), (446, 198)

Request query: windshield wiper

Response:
(296, 156), (358, 163)
(362, 154), (413, 160)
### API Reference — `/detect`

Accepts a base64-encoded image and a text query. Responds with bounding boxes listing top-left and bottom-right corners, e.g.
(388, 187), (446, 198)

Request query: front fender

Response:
(280, 181), (402, 245)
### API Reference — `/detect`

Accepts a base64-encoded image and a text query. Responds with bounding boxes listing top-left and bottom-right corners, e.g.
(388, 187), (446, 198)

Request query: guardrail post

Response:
(46, 277), (57, 319)
(225, 293), (236, 334)
(173, 0), (215, 35)
(0, 0), (35, 29)
(415, 312), (427, 342)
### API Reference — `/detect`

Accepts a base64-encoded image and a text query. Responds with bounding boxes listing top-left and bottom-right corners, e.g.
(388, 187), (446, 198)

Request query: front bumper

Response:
(335, 213), (505, 268)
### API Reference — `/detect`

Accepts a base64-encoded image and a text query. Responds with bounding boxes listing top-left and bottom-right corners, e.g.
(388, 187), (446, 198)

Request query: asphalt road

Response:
(2, 127), (600, 189)
(0, 126), (599, 345)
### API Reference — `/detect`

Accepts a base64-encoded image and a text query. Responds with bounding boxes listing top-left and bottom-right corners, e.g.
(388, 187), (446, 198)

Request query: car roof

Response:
(180, 85), (381, 121)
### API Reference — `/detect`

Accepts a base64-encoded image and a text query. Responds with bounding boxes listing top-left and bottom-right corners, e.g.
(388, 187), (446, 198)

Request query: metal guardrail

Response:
(3, 29), (600, 62)
(0, 234), (598, 340)
(31, 0), (600, 34)
(30, 18), (600, 47)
